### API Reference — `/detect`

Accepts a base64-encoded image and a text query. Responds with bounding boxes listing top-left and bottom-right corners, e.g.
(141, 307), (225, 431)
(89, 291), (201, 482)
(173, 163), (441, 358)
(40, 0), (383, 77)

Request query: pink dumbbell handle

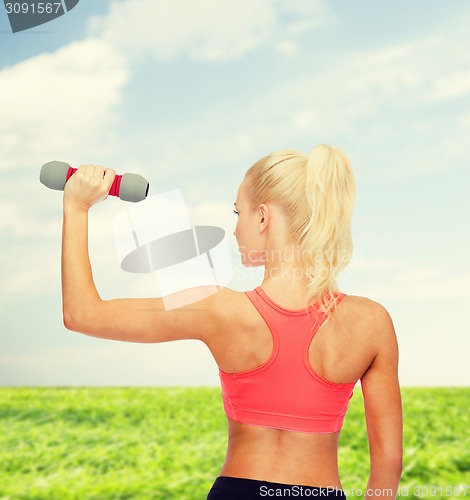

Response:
(66, 167), (123, 197)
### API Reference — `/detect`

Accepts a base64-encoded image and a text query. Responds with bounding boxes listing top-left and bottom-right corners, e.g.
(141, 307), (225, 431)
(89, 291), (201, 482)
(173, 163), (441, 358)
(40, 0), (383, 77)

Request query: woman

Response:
(62, 145), (403, 499)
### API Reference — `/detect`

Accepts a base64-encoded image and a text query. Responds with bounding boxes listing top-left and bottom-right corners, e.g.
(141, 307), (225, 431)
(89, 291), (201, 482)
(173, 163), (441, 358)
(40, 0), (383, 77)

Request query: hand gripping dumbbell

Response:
(40, 161), (149, 202)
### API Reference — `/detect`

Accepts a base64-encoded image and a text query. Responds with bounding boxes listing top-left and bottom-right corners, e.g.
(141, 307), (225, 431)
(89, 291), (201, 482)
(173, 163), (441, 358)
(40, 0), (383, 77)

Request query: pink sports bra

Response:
(218, 286), (358, 433)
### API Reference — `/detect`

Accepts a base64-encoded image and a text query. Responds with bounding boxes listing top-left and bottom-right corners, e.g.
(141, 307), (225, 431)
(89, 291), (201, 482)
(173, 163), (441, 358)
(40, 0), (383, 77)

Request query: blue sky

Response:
(0, 0), (469, 387)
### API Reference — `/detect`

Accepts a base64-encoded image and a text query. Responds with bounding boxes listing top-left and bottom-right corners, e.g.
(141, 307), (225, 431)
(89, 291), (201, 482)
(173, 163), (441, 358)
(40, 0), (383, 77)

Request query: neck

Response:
(261, 249), (311, 305)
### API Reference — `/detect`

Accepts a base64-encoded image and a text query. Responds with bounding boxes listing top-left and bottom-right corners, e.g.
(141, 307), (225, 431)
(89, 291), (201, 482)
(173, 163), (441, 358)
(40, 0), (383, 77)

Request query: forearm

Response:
(61, 204), (102, 329)
(365, 458), (402, 499)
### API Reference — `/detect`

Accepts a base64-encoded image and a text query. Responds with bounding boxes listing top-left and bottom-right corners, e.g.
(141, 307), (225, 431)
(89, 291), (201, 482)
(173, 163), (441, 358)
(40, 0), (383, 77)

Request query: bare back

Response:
(203, 287), (382, 489)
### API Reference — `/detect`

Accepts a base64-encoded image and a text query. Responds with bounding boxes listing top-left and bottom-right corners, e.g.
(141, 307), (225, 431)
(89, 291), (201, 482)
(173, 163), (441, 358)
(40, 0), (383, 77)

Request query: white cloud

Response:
(0, 37), (129, 171)
(275, 0), (330, 18)
(109, 15), (470, 182)
(427, 71), (470, 101)
(88, 0), (330, 62)
(276, 40), (298, 57)
(0, 35), (128, 304)
(192, 29), (470, 177)
(459, 112), (470, 127)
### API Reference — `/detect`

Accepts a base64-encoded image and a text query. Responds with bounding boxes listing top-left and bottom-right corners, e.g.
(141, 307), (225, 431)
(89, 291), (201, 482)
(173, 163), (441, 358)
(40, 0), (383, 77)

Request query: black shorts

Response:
(207, 476), (347, 499)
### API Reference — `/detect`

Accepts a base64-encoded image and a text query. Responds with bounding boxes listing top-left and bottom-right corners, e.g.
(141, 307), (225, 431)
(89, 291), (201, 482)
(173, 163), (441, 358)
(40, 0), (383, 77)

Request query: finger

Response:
(93, 165), (104, 180)
(103, 168), (116, 189)
(79, 165), (94, 180)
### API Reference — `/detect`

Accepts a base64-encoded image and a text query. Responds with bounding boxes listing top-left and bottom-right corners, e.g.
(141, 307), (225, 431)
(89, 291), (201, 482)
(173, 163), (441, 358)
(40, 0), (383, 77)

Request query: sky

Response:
(0, 0), (469, 387)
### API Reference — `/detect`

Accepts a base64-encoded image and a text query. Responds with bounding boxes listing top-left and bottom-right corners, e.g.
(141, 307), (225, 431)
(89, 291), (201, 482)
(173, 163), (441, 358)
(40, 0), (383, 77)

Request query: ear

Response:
(258, 204), (269, 233)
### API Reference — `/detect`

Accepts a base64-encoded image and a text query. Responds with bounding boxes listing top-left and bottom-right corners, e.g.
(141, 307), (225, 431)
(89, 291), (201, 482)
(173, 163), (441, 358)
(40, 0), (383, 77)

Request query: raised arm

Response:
(61, 164), (226, 344)
(360, 304), (403, 499)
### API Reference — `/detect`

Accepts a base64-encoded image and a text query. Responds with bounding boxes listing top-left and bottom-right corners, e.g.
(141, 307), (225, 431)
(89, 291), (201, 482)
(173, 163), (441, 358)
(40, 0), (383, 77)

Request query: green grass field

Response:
(0, 387), (468, 499)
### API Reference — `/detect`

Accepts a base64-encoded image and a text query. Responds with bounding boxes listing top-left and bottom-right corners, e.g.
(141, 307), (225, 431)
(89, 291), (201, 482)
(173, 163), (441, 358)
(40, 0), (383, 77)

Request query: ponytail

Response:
(244, 144), (356, 317)
(299, 144), (356, 316)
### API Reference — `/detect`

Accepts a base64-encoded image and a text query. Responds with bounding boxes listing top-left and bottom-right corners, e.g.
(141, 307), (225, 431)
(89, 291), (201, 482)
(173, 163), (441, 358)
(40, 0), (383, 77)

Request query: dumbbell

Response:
(40, 161), (149, 202)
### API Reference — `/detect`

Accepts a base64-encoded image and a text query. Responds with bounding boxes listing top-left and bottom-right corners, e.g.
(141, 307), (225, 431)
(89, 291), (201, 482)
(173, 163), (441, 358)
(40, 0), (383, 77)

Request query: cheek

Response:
(234, 218), (241, 237)
(235, 216), (244, 238)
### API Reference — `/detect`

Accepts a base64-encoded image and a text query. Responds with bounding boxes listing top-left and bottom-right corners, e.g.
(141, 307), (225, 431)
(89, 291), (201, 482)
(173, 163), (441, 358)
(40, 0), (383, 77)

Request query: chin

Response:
(238, 246), (265, 267)
(241, 257), (265, 268)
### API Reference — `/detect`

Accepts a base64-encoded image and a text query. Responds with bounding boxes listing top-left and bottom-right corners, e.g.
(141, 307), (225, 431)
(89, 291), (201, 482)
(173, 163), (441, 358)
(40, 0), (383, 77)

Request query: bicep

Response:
(360, 306), (403, 461)
(65, 286), (228, 344)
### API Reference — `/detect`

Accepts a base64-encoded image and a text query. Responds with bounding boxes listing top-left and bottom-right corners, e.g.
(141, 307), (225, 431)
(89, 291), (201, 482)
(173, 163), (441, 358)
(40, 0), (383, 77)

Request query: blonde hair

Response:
(244, 144), (356, 316)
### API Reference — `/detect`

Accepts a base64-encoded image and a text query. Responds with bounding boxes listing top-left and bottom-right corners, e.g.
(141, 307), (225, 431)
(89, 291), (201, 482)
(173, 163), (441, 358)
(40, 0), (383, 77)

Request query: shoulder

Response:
(189, 286), (250, 340)
(337, 294), (397, 350)
(211, 286), (256, 327)
(338, 295), (391, 323)
(204, 286), (245, 311)
(340, 294), (393, 323)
